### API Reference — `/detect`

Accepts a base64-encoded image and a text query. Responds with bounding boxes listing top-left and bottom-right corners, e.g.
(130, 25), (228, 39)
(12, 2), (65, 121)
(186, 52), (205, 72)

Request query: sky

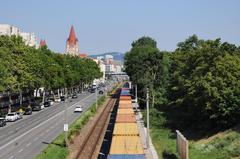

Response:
(1, 0), (240, 54)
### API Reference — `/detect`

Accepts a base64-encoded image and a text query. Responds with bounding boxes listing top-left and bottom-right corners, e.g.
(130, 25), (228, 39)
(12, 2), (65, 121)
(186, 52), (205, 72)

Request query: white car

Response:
(55, 98), (61, 102)
(74, 106), (83, 113)
(5, 112), (18, 122)
(49, 100), (54, 106)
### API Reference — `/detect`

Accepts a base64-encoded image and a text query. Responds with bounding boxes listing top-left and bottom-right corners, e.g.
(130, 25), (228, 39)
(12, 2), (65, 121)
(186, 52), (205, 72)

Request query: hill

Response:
(89, 52), (125, 62)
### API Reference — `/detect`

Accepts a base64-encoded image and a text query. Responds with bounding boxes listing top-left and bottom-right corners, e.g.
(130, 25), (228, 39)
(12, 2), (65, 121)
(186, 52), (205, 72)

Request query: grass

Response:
(142, 108), (240, 159)
(36, 95), (107, 159)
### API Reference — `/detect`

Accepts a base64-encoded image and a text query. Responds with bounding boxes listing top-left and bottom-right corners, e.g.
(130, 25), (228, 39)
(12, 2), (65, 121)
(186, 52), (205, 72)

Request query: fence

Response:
(176, 130), (189, 159)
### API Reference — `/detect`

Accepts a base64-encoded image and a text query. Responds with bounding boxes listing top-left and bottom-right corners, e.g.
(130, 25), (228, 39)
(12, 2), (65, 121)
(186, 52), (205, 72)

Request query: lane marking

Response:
(0, 93), (94, 150)
(18, 149), (23, 153)
(26, 142), (31, 147)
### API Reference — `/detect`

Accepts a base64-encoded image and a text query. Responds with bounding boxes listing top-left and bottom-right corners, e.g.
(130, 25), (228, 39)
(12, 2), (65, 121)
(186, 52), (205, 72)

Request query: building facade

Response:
(65, 25), (79, 56)
(0, 24), (37, 47)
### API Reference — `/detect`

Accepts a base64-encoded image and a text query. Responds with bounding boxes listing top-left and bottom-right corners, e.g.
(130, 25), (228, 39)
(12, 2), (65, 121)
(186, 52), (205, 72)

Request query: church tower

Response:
(66, 25), (79, 56)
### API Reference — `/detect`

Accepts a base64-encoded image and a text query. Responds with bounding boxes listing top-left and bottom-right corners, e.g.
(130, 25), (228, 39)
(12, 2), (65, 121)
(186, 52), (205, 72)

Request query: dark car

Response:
(0, 118), (6, 127)
(32, 103), (42, 111)
(44, 101), (51, 107)
(60, 96), (65, 101)
(24, 108), (32, 115)
(98, 90), (104, 94)
(90, 88), (96, 93)
(72, 93), (78, 99)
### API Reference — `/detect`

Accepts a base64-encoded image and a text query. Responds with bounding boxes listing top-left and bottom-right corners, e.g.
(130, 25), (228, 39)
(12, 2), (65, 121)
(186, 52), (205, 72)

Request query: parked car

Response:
(24, 107), (32, 115)
(55, 98), (61, 102)
(5, 112), (18, 122)
(49, 100), (54, 105)
(44, 101), (51, 107)
(72, 93), (78, 99)
(16, 112), (23, 119)
(90, 88), (96, 93)
(60, 96), (65, 101)
(74, 106), (83, 113)
(0, 117), (6, 127)
(98, 90), (104, 94)
(32, 102), (43, 111)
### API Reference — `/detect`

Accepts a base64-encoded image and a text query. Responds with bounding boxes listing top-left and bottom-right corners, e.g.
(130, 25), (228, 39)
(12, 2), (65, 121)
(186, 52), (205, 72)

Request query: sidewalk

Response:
(134, 103), (158, 159)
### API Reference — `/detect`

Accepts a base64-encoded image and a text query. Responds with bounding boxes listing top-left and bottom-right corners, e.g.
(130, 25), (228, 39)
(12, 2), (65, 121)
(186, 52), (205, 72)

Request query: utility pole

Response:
(146, 88), (150, 148)
(135, 84), (138, 103)
(64, 91), (68, 147)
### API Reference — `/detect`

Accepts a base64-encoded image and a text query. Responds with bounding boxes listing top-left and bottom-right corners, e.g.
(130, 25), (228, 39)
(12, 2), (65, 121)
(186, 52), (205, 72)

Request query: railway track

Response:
(75, 97), (116, 159)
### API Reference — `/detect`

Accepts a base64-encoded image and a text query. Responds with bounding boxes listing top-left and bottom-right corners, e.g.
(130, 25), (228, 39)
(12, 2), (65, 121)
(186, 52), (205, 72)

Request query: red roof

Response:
(39, 39), (46, 47)
(67, 25), (78, 45)
(79, 54), (87, 58)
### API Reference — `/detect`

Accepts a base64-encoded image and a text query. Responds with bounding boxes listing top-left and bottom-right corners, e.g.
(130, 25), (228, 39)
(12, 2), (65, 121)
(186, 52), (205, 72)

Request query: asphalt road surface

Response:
(0, 92), (97, 159)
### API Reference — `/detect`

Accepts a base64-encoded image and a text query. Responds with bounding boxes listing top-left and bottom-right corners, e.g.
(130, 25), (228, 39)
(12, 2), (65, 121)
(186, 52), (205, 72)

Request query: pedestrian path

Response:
(135, 106), (158, 159)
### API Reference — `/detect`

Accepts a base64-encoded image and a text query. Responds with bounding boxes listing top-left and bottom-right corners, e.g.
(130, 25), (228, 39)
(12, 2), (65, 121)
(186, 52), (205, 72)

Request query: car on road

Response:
(5, 112), (18, 122)
(24, 107), (32, 115)
(0, 117), (6, 127)
(74, 106), (83, 113)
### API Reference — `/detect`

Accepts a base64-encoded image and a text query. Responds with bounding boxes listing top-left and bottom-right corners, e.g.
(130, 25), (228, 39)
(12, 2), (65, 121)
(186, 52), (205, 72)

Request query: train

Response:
(108, 83), (146, 159)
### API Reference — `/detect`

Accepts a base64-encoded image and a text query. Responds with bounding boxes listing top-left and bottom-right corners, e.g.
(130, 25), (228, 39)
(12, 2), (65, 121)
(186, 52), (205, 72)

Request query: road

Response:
(0, 91), (96, 159)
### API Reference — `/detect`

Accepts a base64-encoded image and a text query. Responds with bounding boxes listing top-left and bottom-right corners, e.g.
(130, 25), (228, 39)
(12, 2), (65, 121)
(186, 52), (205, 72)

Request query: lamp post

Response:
(146, 88), (150, 148)
(63, 65), (69, 147)
(64, 99), (68, 147)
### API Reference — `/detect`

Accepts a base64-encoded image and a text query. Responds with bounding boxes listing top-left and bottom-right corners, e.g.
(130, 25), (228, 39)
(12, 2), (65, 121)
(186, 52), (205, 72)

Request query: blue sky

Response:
(1, 0), (240, 54)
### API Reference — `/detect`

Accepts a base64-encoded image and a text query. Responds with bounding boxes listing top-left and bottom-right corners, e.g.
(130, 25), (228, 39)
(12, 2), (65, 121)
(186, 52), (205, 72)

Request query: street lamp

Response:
(63, 64), (70, 147)
(146, 88), (150, 148)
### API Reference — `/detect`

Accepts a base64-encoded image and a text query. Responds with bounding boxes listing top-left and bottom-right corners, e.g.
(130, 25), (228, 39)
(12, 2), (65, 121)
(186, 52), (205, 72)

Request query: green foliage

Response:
(0, 35), (102, 93)
(125, 36), (170, 108)
(169, 35), (240, 126)
(126, 35), (240, 159)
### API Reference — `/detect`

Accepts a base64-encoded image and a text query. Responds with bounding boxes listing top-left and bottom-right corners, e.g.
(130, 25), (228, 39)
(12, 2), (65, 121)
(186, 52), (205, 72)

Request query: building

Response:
(0, 24), (37, 47)
(39, 39), (46, 47)
(79, 53), (87, 58)
(0, 24), (20, 36)
(20, 32), (37, 47)
(92, 58), (106, 83)
(66, 25), (79, 56)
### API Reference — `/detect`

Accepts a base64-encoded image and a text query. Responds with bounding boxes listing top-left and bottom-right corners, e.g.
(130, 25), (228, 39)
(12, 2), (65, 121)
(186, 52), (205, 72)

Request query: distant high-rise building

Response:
(66, 25), (79, 56)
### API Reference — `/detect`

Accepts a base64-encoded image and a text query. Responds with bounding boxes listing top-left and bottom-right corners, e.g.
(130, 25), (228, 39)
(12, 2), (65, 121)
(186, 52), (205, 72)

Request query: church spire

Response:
(39, 39), (46, 47)
(67, 25), (78, 45)
(66, 25), (79, 56)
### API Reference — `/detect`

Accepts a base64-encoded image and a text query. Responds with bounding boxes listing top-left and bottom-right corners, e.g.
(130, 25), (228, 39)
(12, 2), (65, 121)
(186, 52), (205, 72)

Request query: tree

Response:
(169, 35), (240, 126)
(125, 36), (164, 107)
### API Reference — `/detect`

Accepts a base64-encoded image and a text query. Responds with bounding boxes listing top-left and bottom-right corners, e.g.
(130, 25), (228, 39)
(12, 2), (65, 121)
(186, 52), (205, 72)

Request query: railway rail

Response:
(75, 97), (116, 159)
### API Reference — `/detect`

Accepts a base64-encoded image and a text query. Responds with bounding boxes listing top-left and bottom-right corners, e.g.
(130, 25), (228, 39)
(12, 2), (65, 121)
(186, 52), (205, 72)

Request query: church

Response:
(65, 25), (80, 56)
